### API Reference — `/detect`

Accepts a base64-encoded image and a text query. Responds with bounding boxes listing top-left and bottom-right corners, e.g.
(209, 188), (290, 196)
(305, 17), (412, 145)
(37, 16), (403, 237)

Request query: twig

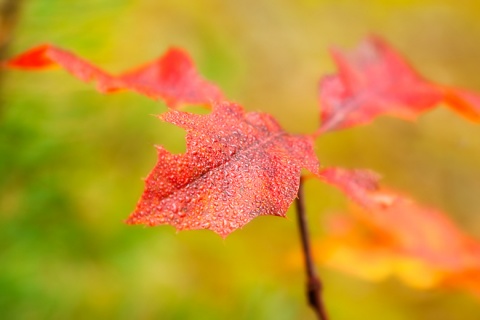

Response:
(0, 0), (21, 59)
(295, 176), (328, 320)
(0, 0), (22, 116)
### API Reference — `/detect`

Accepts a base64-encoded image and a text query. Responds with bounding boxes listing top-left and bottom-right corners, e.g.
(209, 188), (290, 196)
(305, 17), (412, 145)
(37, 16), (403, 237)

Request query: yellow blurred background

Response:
(1, 0), (480, 319)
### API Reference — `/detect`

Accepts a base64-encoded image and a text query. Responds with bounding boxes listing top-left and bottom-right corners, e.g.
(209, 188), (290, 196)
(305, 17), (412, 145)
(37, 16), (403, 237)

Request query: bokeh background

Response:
(2, 0), (480, 319)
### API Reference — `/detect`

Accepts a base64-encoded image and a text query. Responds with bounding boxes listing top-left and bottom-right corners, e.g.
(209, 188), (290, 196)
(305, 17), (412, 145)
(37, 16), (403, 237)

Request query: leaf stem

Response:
(312, 94), (366, 139)
(295, 176), (328, 320)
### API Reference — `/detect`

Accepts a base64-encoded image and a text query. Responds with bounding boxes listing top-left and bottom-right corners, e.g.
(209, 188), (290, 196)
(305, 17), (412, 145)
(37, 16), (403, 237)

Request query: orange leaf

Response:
(318, 167), (480, 294)
(5, 45), (224, 107)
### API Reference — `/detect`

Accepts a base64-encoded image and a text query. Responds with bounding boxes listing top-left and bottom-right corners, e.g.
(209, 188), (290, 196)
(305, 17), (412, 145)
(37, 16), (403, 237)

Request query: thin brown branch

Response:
(0, 0), (21, 59)
(0, 0), (22, 116)
(295, 176), (328, 320)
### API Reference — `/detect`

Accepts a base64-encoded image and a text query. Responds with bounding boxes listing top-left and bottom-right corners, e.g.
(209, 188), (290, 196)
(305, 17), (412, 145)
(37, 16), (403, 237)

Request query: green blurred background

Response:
(1, 0), (480, 319)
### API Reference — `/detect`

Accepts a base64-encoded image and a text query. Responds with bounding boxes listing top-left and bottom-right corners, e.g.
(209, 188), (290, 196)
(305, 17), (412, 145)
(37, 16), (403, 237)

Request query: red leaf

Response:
(318, 167), (381, 207)
(5, 45), (223, 107)
(318, 36), (480, 132)
(318, 167), (480, 294)
(127, 102), (319, 237)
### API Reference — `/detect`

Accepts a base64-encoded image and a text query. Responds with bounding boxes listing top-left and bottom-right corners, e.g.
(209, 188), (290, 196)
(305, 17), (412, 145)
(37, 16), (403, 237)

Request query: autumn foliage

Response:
(318, 36), (480, 132)
(5, 45), (223, 107)
(128, 102), (318, 237)
(319, 168), (480, 295)
(5, 36), (480, 299)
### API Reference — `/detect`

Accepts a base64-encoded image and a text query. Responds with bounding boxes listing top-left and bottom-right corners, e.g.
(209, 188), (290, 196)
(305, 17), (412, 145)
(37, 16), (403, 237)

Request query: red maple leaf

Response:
(4, 44), (223, 107)
(318, 36), (480, 132)
(317, 167), (480, 294)
(127, 101), (319, 237)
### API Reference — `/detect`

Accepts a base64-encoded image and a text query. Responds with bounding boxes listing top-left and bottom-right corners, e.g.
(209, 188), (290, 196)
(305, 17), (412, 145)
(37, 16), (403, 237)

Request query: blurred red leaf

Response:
(5, 45), (223, 107)
(317, 167), (480, 294)
(127, 101), (319, 237)
(318, 36), (480, 132)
